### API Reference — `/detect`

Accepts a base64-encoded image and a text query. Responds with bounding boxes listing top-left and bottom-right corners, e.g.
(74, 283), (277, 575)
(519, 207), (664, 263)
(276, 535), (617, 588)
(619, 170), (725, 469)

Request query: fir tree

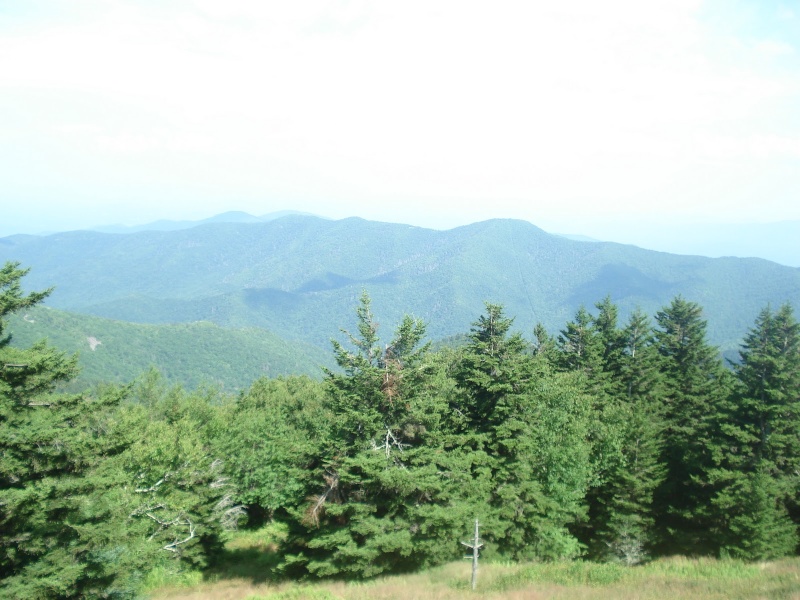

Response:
(711, 303), (800, 559)
(587, 308), (664, 563)
(556, 305), (603, 377)
(281, 293), (465, 578)
(455, 304), (591, 560)
(0, 263), (237, 597)
(575, 302), (664, 563)
(454, 303), (530, 429)
(0, 263), (132, 597)
(651, 296), (731, 555)
(732, 304), (800, 474)
(593, 295), (625, 383)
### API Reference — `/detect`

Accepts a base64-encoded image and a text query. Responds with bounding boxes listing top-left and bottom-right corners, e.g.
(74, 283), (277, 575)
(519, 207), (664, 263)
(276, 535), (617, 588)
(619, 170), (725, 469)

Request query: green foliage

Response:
(5, 256), (800, 597)
(7, 306), (331, 392)
(718, 468), (797, 560)
(280, 293), (470, 578)
(731, 304), (800, 473)
(0, 262), (132, 597)
(556, 305), (604, 378)
(709, 303), (800, 559)
(453, 304), (593, 561)
(652, 296), (732, 555)
(1, 263), (242, 598)
(552, 300), (664, 563)
(221, 376), (330, 520)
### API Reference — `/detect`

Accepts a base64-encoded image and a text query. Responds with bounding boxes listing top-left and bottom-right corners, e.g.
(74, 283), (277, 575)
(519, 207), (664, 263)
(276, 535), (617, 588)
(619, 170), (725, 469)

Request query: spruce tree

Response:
(593, 296), (625, 384)
(651, 296), (731, 555)
(585, 307), (664, 563)
(0, 263), (133, 597)
(455, 303), (530, 429)
(1, 263), (236, 596)
(455, 303), (591, 560)
(732, 304), (800, 474)
(556, 305), (603, 377)
(281, 293), (464, 578)
(712, 303), (800, 559)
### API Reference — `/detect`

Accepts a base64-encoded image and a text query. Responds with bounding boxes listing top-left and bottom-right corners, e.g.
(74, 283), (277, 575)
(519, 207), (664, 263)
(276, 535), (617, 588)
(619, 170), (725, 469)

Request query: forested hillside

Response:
(6, 306), (331, 391)
(2, 260), (799, 598)
(1, 216), (797, 356)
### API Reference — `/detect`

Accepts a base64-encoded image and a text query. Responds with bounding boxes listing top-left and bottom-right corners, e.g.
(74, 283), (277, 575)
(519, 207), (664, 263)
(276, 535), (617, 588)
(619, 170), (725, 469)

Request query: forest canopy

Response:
(1, 261), (799, 598)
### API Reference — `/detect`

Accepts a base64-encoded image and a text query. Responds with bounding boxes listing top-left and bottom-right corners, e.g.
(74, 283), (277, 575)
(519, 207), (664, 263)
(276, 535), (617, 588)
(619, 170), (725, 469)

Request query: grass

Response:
(146, 527), (800, 600)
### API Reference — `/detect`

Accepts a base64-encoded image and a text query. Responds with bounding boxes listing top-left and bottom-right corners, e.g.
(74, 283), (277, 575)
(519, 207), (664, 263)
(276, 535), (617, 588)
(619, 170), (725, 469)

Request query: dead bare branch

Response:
(164, 519), (196, 553)
(304, 470), (340, 527)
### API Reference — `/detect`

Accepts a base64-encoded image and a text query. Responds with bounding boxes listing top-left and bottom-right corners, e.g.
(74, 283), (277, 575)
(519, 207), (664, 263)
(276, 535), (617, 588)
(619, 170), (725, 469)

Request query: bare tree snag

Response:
(461, 518), (483, 591)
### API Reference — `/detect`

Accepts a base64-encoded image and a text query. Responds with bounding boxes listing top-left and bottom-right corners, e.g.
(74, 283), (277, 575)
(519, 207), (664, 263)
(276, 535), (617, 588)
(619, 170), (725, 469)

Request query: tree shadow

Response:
(205, 545), (284, 585)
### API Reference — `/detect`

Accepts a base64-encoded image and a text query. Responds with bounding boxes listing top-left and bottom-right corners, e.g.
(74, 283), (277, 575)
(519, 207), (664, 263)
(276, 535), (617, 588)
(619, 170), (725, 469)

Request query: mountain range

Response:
(1, 213), (798, 389)
(581, 220), (800, 268)
(86, 210), (321, 234)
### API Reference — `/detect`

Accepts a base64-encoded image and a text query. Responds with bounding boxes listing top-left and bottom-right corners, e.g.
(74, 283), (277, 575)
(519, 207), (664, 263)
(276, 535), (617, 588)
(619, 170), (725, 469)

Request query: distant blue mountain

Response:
(2, 215), (798, 355)
(90, 210), (322, 234)
(567, 221), (800, 268)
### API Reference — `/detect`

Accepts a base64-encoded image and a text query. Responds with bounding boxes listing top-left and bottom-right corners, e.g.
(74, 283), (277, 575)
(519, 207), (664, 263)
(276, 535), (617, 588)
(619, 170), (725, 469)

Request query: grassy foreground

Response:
(147, 526), (800, 600)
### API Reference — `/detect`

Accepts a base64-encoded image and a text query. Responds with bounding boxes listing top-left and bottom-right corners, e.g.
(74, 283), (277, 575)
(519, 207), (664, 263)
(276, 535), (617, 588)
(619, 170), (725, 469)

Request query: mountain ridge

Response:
(1, 215), (797, 355)
(8, 209), (799, 266)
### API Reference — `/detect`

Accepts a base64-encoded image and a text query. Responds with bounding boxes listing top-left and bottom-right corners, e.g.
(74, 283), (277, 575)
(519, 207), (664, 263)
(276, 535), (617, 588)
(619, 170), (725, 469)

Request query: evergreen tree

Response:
(732, 304), (800, 474)
(586, 308), (664, 563)
(593, 296), (625, 383)
(455, 304), (591, 560)
(0, 263), (133, 597)
(455, 303), (530, 429)
(0, 263), (238, 597)
(618, 309), (664, 405)
(556, 305), (603, 377)
(281, 293), (464, 578)
(651, 296), (731, 555)
(711, 303), (800, 559)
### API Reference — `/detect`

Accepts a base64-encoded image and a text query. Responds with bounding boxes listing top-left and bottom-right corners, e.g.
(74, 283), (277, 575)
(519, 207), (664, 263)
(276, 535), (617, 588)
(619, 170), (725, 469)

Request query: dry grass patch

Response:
(146, 525), (800, 600)
(149, 559), (800, 600)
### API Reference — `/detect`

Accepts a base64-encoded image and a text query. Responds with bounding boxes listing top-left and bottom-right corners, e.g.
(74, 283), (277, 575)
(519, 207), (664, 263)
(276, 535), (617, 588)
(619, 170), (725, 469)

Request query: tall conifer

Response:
(456, 304), (591, 560)
(651, 296), (731, 555)
(712, 304), (800, 558)
(585, 307), (664, 562)
(281, 293), (464, 578)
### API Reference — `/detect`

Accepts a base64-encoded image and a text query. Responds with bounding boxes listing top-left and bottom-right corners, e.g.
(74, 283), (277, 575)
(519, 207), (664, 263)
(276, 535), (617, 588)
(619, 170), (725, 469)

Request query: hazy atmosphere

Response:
(4, 4), (800, 597)
(2, 0), (799, 256)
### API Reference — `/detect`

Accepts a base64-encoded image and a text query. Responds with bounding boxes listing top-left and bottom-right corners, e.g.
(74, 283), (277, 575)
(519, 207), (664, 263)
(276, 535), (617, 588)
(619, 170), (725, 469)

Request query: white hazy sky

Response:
(2, 0), (800, 240)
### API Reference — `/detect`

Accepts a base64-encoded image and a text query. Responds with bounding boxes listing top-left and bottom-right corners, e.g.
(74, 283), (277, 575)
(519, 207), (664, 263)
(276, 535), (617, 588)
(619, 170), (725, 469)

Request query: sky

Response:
(2, 0), (800, 249)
